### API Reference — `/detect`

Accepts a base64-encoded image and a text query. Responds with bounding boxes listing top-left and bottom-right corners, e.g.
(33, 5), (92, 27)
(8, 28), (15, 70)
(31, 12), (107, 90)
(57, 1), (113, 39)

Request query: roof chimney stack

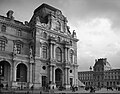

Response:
(6, 10), (14, 20)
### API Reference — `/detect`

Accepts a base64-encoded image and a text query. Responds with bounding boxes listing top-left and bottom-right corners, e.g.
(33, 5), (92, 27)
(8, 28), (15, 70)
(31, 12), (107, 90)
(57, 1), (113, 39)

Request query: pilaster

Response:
(64, 66), (70, 89)
(49, 64), (56, 89)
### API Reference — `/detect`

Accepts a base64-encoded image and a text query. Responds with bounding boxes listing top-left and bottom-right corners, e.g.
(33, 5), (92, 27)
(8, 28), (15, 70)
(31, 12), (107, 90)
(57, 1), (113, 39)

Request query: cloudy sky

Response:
(0, 0), (120, 71)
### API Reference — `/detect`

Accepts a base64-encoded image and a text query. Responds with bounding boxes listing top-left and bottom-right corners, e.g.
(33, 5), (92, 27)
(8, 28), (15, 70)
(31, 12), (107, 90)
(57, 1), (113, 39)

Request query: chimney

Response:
(6, 10), (14, 20)
(24, 21), (29, 25)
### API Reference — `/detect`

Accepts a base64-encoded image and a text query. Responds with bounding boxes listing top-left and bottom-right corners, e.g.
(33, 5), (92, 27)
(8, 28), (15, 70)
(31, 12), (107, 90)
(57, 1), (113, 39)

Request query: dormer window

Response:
(43, 32), (47, 39)
(17, 30), (22, 36)
(56, 21), (61, 31)
(1, 25), (6, 32)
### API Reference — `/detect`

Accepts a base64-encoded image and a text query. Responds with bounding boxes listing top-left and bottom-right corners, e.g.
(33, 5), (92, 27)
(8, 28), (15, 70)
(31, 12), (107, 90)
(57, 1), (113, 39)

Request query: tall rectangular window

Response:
(16, 44), (21, 54)
(17, 30), (22, 36)
(0, 40), (5, 51)
(56, 47), (62, 62)
(1, 25), (6, 32)
(0, 64), (4, 76)
(42, 46), (47, 59)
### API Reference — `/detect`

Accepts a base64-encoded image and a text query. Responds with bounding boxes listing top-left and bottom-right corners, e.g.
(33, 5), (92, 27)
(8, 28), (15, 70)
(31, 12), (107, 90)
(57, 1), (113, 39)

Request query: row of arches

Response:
(0, 60), (27, 85)
(0, 60), (72, 88)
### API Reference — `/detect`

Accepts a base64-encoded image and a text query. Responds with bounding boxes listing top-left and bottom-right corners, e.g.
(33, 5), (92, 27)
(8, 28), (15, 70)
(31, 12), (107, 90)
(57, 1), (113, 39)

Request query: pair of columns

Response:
(50, 42), (55, 60)
(50, 42), (70, 63)
(64, 67), (70, 85)
(49, 65), (55, 84)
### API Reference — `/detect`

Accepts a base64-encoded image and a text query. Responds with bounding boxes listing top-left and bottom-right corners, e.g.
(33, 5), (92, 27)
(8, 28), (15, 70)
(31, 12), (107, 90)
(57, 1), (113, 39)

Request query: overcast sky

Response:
(0, 0), (120, 71)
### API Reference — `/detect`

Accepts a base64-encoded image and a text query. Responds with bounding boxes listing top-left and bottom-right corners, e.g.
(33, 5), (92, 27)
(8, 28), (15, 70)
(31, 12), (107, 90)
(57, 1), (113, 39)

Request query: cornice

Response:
(0, 16), (30, 31)
(36, 25), (79, 42)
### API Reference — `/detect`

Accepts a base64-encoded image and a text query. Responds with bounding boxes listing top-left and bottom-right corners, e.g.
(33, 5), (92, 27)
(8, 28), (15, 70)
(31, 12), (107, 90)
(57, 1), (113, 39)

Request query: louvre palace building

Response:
(0, 3), (79, 89)
(78, 58), (120, 88)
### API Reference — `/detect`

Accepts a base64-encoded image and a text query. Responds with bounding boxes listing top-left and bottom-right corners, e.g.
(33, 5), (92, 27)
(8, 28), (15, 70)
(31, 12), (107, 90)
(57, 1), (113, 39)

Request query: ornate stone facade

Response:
(0, 3), (79, 89)
(78, 58), (120, 88)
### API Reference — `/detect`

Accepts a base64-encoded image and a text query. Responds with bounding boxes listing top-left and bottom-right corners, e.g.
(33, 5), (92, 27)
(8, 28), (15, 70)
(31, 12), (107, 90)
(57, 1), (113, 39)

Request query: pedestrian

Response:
(26, 91), (29, 94)
(40, 91), (42, 94)
(6, 84), (8, 90)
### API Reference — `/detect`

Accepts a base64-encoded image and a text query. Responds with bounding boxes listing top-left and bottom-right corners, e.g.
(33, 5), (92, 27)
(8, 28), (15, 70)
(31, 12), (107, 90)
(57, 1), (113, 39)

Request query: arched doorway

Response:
(55, 68), (62, 87)
(0, 60), (11, 85)
(16, 63), (27, 82)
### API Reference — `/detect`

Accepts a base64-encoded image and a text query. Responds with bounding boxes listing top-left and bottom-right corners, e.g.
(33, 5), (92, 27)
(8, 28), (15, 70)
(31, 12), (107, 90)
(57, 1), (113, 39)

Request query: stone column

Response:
(50, 65), (53, 83)
(67, 48), (68, 62)
(14, 67), (16, 81)
(29, 63), (33, 83)
(52, 66), (55, 84)
(67, 68), (70, 85)
(52, 44), (55, 59)
(64, 68), (67, 85)
(64, 47), (68, 63)
(50, 43), (53, 59)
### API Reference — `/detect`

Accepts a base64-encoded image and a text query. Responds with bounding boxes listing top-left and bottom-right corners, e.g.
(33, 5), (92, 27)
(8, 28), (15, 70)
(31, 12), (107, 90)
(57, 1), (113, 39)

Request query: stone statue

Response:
(72, 30), (76, 38)
(67, 26), (71, 34)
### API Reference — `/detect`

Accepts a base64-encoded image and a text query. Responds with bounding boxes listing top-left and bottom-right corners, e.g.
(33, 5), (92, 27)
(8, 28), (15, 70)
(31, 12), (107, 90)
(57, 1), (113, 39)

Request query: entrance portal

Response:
(70, 78), (73, 86)
(0, 61), (11, 85)
(55, 68), (62, 88)
(16, 63), (27, 82)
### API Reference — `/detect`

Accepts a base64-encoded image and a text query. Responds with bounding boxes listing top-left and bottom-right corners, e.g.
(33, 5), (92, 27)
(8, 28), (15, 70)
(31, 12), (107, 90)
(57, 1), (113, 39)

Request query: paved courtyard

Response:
(54, 88), (120, 93)
(1, 88), (120, 94)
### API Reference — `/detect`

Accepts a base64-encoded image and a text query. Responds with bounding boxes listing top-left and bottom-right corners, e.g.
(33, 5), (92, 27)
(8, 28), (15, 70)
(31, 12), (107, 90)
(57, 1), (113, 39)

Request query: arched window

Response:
(57, 36), (60, 42)
(17, 30), (22, 36)
(43, 32), (47, 39)
(42, 44), (47, 59)
(56, 47), (62, 62)
(70, 50), (74, 63)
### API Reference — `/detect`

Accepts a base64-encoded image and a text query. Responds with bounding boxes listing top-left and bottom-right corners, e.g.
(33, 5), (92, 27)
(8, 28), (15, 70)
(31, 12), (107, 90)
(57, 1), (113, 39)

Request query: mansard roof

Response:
(0, 15), (30, 30)
(34, 3), (60, 13)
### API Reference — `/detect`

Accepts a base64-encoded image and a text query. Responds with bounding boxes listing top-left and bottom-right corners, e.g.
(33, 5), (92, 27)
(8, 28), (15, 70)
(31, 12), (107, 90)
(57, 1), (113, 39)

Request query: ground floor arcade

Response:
(0, 59), (78, 90)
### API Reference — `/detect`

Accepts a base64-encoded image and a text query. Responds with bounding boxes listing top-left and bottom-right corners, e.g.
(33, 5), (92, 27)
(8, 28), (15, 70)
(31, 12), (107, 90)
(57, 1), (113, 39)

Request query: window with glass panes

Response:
(0, 40), (5, 51)
(42, 45), (47, 59)
(0, 64), (4, 76)
(16, 43), (21, 54)
(70, 50), (74, 63)
(17, 30), (22, 36)
(1, 25), (6, 32)
(56, 47), (62, 62)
